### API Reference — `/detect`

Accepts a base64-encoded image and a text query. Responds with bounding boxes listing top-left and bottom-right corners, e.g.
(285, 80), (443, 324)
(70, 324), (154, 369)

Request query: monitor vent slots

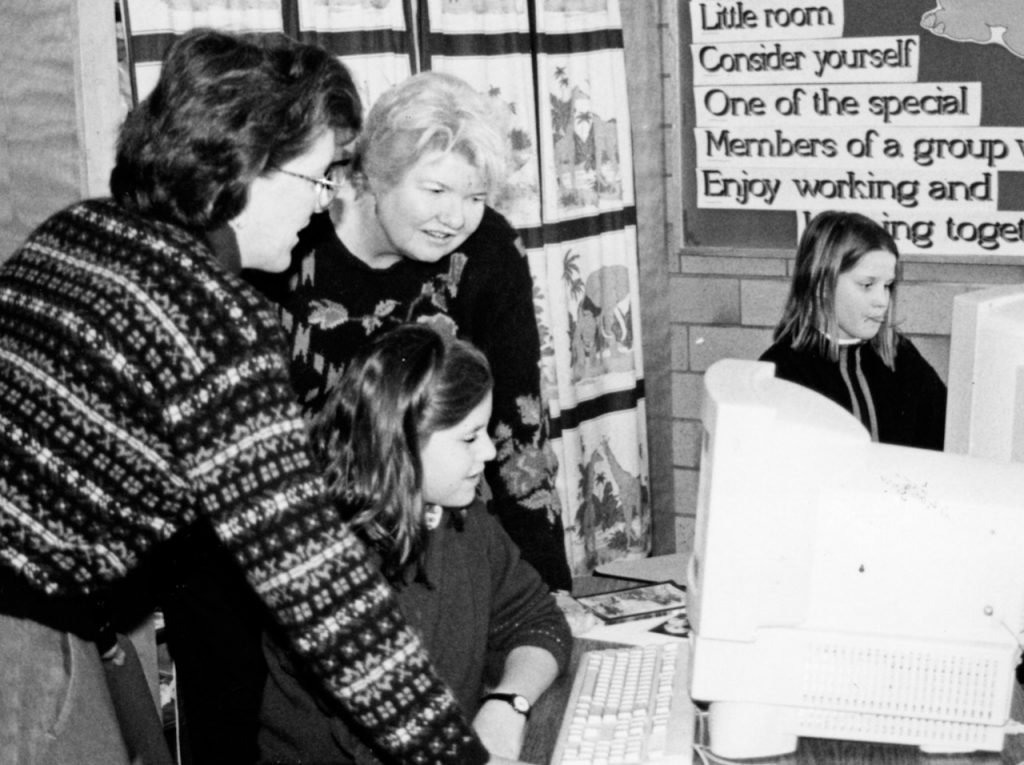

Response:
(799, 639), (1005, 722)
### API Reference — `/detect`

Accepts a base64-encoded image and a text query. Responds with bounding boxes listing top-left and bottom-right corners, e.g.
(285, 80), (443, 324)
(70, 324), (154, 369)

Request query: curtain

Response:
(121, 0), (649, 577)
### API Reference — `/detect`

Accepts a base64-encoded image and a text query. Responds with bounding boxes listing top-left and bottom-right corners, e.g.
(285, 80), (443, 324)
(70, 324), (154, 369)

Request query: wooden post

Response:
(0, 0), (120, 259)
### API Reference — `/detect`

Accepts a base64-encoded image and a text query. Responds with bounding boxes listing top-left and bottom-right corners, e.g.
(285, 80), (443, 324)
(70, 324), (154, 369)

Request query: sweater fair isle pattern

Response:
(0, 199), (487, 764)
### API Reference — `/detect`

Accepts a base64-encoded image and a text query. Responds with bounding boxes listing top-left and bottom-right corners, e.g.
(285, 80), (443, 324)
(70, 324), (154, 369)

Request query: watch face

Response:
(482, 692), (531, 716)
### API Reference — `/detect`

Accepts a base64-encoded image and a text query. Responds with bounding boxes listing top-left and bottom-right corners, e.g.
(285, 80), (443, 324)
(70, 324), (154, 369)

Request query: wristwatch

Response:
(480, 692), (532, 719)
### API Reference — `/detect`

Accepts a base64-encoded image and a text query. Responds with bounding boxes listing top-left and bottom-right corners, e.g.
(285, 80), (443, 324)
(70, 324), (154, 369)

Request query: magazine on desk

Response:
(575, 581), (687, 625)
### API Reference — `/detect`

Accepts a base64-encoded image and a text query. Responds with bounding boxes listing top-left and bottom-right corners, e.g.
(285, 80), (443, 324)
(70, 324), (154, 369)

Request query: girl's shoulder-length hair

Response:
(773, 210), (902, 367)
(309, 323), (492, 582)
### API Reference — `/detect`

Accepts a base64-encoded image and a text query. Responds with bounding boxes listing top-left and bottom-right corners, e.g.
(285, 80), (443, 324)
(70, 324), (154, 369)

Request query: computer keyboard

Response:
(549, 642), (696, 764)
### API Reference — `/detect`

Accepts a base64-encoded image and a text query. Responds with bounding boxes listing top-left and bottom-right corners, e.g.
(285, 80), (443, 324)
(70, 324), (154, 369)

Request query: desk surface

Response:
(522, 572), (1024, 765)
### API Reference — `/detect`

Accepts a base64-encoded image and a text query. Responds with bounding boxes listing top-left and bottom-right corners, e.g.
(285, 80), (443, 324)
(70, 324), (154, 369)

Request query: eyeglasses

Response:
(273, 167), (343, 208)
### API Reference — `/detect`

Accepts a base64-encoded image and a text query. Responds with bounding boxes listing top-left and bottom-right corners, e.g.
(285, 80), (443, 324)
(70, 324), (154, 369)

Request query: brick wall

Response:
(668, 248), (1024, 553)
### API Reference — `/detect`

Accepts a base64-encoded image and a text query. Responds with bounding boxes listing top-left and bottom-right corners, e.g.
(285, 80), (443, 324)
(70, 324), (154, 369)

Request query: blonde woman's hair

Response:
(347, 71), (510, 202)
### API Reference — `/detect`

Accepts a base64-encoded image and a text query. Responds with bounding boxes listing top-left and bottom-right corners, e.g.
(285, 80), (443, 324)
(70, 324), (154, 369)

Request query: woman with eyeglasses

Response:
(0, 29), (507, 765)
(250, 70), (573, 595)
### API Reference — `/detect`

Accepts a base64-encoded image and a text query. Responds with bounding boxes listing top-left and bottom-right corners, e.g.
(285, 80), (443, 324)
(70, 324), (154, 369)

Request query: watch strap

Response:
(480, 691), (531, 718)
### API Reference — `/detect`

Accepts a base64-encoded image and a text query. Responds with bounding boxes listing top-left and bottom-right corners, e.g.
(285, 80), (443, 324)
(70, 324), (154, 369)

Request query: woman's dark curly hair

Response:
(110, 28), (361, 231)
(309, 324), (493, 583)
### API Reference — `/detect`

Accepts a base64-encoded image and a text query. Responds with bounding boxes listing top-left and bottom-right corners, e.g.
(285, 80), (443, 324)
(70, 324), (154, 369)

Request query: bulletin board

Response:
(680, 0), (1024, 256)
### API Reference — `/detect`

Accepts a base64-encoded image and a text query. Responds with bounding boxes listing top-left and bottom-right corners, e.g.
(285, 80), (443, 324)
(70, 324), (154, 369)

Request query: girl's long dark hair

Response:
(309, 324), (492, 581)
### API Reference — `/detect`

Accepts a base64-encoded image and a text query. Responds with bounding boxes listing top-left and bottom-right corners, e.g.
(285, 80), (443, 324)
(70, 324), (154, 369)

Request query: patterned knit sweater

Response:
(0, 199), (488, 764)
(249, 207), (572, 591)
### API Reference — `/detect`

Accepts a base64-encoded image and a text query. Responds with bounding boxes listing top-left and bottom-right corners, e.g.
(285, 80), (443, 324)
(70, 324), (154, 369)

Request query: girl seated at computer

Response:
(257, 324), (572, 763)
(760, 210), (947, 451)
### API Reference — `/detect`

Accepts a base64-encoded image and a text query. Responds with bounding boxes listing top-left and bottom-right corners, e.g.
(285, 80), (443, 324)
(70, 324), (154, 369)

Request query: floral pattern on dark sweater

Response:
(250, 207), (571, 590)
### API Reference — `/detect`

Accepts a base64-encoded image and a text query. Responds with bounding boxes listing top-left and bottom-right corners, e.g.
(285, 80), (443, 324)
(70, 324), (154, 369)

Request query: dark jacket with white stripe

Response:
(760, 333), (948, 451)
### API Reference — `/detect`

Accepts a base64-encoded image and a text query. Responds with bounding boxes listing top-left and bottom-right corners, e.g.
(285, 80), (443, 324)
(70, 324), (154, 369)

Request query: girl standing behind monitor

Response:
(760, 210), (947, 450)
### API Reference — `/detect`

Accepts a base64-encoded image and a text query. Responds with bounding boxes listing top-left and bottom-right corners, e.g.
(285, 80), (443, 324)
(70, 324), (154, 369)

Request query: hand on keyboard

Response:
(553, 589), (602, 635)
